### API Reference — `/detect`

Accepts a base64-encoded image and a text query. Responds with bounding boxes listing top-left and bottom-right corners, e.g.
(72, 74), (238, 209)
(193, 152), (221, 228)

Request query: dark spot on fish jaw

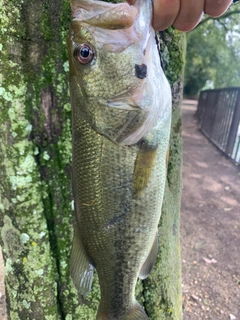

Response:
(135, 64), (147, 79)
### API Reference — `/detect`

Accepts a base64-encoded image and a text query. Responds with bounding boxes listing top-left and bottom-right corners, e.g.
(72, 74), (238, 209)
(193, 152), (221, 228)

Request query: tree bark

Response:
(0, 0), (185, 319)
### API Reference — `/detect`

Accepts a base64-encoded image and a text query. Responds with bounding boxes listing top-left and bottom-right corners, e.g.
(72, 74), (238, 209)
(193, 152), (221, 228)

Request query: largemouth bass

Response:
(67, 0), (172, 318)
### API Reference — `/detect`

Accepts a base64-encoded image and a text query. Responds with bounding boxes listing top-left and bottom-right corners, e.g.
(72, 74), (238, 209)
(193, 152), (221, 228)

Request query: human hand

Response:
(127, 0), (233, 31)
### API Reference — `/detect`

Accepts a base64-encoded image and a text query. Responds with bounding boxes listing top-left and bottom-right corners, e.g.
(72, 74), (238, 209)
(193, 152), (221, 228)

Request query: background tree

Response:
(0, 0), (185, 319)
(184, 2), (240, 97)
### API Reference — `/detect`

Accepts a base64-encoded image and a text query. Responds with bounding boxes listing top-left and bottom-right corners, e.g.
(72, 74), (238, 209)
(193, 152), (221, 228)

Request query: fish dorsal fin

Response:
(70, 225), (94, 296)
(139, 232), (158, 280)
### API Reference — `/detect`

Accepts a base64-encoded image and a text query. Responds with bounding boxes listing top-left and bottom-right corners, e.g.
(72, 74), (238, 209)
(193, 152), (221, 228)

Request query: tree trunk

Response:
(0, 0), (185, 319)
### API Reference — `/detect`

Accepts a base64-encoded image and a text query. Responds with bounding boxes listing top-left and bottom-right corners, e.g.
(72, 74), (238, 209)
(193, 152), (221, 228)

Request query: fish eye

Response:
(74, 43), (95, 65)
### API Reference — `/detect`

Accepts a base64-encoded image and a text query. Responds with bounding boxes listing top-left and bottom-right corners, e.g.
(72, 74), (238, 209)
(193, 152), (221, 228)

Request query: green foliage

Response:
(184, 3), (240, 96)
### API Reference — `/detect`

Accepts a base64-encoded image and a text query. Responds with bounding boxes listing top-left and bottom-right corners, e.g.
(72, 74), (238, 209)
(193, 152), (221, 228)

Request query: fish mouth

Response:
(88, 85), (147, 111)
(87, 96), (142, 111)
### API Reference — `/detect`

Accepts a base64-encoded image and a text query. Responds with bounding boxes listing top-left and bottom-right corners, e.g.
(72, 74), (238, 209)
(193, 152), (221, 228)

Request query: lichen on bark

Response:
(0, 0), (77, 318)
(0, 0), (185, 319)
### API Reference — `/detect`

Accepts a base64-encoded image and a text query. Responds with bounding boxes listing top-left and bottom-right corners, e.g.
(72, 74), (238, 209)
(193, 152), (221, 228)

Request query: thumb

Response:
(126, 0), (137, 5)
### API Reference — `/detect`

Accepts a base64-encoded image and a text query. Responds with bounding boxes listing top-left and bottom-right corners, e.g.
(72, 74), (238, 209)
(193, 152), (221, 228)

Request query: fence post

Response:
(226, 89), (240, 156)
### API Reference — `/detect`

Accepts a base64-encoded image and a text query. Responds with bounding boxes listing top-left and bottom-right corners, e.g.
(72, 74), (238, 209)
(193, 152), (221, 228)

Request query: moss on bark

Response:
(0, 0), (185, 319)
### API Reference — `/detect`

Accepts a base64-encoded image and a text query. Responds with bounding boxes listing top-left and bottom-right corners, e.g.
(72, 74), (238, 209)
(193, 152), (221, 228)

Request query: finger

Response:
(173, 0), (204, 32)
(126, 0), (136, 5)
(204, 0), (232, 17)
(152, 0), (180, 31)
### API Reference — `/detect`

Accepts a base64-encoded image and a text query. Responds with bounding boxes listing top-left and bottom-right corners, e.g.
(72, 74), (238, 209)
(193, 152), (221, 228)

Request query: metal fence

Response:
(196, 87), (240, 165)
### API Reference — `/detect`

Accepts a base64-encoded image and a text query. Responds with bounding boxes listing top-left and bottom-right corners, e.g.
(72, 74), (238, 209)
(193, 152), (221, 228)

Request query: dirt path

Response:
(181, 100), (240, 320)
(0, 100), (239, 319)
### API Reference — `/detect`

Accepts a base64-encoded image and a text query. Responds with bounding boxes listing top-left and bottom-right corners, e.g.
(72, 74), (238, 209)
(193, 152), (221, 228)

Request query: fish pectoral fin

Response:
(139, 232), (158, 280)
(132, 142), (157, 197)
(70, 226), (94, 296)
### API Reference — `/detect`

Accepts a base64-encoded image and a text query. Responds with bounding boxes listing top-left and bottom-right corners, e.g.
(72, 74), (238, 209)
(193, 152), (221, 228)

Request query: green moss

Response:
(158, 28), (186, 86)
(39, 2), (53, 41)
(60, 0), (71, 31)
(1, 216), (23, 262)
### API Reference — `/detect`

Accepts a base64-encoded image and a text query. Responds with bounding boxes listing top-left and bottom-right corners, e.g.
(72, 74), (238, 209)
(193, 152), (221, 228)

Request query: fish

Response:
(67, 0), (172, 319)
